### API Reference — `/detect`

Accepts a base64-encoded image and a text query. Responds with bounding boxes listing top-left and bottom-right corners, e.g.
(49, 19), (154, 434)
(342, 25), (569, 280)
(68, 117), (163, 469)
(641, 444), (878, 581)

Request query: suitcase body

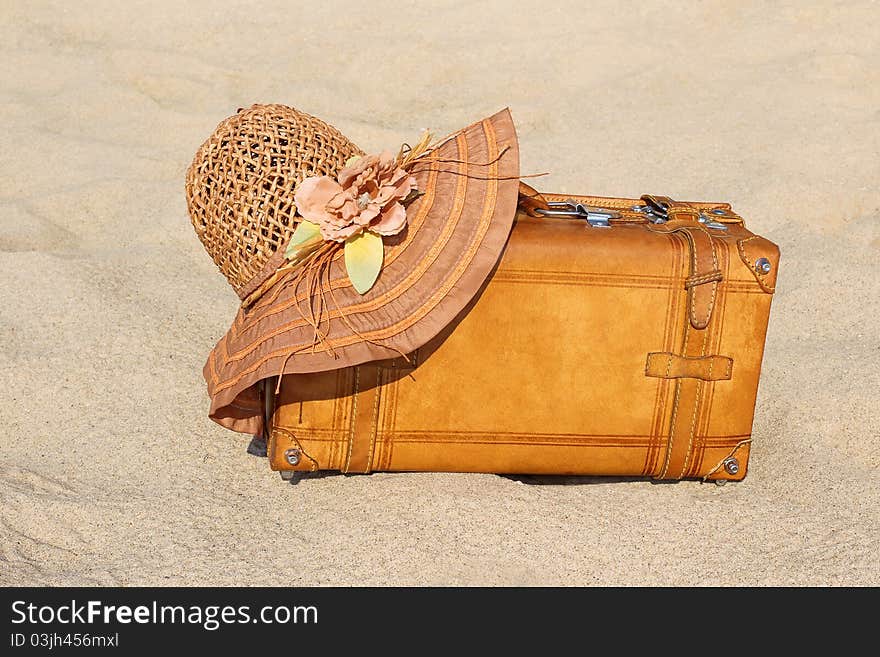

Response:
(265, 193), (779, 481)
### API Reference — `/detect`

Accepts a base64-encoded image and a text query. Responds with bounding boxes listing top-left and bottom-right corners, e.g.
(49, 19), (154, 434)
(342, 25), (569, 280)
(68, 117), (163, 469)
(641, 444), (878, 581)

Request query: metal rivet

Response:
(710, 208), (726, 215)
(284, 448), (301, 466)
(723, 457), (740, 475)
(754, 257), (772, 275)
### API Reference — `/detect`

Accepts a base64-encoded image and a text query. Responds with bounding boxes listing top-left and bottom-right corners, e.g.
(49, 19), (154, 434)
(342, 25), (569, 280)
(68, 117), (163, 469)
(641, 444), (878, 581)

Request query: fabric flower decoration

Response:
(295, 151), (415, 242)
(287, 152), (417, 294)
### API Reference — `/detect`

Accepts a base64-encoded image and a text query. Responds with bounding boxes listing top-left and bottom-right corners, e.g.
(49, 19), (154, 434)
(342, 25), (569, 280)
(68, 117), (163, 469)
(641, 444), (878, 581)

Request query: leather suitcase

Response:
(264, 192), (779, 481)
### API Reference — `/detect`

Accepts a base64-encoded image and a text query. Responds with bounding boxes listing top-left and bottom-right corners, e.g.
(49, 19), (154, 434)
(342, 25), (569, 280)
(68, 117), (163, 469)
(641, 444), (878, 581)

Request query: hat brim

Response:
(205, 108), (520, 434)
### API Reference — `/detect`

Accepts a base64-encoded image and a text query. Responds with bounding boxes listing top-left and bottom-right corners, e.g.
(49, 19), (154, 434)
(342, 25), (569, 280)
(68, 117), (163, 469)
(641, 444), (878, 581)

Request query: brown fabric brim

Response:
(204, 108), (520, 434)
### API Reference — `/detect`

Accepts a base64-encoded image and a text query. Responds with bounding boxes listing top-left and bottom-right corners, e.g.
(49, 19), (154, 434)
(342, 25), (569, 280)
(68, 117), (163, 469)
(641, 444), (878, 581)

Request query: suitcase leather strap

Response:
(642, 196), (726, 479)
(341, 365), (382, 474)
(642, 196), (722, 330)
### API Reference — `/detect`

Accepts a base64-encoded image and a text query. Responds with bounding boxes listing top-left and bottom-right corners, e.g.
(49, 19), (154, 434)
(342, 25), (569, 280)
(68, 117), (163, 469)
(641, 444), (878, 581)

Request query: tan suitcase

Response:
(264, 192), (779, 481)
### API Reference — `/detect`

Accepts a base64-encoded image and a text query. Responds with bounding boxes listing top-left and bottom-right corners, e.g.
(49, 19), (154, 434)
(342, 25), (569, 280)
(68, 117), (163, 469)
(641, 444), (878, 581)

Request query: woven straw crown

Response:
(185, 104), (363, 296)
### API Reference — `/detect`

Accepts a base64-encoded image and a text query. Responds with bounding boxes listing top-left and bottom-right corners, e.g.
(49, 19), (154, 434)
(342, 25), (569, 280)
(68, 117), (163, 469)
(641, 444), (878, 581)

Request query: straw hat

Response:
(187, 104), (520, 434)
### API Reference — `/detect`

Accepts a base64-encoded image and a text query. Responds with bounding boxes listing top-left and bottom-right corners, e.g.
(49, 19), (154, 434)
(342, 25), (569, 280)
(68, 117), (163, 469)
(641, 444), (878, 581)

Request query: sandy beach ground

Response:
(1, 1), (877, 585)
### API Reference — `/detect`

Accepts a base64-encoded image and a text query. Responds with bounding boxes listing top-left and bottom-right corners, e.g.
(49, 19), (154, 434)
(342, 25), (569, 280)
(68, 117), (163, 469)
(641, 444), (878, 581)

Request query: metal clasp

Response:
(536, 200), (619, 227)
(633, 201), (729, 230)
(631, 200), (668, 224)
(698, 214), (729, 231)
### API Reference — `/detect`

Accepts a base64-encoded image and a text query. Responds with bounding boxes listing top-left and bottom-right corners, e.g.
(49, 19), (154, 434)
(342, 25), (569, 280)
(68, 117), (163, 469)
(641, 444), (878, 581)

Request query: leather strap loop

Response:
(684, 269), (723, 289)
(645, 352), (733, 381)
(646, 207), (722, 330)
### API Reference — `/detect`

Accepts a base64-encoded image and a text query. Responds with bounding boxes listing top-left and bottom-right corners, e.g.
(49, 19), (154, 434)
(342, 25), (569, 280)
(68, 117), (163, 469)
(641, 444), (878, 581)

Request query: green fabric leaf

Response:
(285, 221), (322, 260)
(344, 231), (384, 295)
(345, 155), (362, 168)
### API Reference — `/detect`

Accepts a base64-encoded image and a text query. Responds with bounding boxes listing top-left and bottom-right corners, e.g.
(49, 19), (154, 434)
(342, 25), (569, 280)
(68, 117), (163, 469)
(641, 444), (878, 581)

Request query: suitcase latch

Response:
(633, 198), (729, 230)
(631, 203), (668, 224)
(536, 200), (618, 227)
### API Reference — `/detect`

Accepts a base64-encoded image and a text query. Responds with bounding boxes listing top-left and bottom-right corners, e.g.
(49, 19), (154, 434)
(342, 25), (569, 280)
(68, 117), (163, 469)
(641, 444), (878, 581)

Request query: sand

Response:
(1, 0), (877, 586)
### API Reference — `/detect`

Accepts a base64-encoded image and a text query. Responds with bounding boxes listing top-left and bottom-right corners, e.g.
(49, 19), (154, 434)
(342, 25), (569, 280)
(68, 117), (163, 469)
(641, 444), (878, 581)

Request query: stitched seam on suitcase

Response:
(644, 230), (682, 477)
(651, 232), (683, 477)
(344, 366), (361, 473)
(375, 366), (387, 471)
(365, 369), (382, 473)
(660, 228), (718, 479)
(695, 359), (716, 474)
(376, 429), (749, 438)
(383, 362), (403, 470)
(679, 378), (705, 478)
(690, 241), (732, 477)
(659, 341), (687, 478)
(385, 440), (739, 446)
(493, 277), (761, 293)
(379, 370), (392, 470)
(328, 368), (341, 470)
(659, 242), (693, 480)
(655, 235), (686, 475)
(690, 243), (728, 477)
(492, 269), (761, 291)
(280, 433), (750, 445)
(690, 256), (721, 476)
(677, 321), (711, 478)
